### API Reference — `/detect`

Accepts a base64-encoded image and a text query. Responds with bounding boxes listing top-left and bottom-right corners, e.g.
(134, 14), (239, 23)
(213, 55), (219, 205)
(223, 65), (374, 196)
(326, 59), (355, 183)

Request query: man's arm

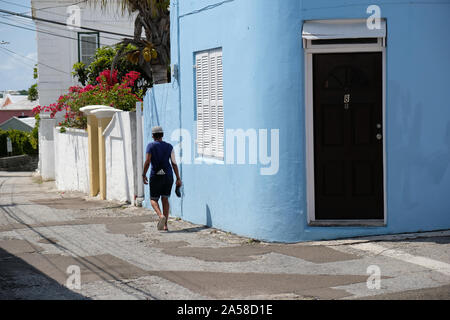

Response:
(171, 150), (182, 187)
(142, 153), (151, 185)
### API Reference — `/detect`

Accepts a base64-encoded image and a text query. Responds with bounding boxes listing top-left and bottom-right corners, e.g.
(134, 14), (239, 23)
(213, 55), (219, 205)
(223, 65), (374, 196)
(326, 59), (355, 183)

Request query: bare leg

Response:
(151, 200), (163, 219)
(161, 197), (170, 230)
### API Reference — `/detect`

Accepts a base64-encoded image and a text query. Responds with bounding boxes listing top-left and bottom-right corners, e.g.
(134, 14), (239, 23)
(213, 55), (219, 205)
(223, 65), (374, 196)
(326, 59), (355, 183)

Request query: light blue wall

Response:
(144, 0), (450, 242)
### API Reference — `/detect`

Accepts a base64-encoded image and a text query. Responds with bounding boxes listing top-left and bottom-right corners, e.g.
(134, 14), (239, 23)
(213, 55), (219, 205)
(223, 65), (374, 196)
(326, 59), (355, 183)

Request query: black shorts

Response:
(150, 175), (174, 201)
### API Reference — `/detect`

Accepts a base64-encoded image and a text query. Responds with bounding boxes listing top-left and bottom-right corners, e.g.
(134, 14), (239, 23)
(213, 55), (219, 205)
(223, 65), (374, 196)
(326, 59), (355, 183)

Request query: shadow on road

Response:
(0, 247), (88, 300)
(167, 226), (210, 234)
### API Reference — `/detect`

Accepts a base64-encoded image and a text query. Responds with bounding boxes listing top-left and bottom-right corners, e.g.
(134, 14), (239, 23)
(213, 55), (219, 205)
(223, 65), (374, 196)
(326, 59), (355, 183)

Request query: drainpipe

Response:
(135, 101), (144, 206)
(175, 0), (183, 218)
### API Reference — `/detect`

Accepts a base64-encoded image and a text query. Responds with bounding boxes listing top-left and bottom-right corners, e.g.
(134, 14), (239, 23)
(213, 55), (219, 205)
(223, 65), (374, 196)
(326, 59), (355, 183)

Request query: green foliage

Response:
(72, 62), (89, 86)
(30, 114), (40, 150)
(72, 44), (152, 92)
(93, 0), (170, 17)
(35, 69), (142, 130)
(28, 83), (38, 101)
(18, 89), (28, 95)
(0, 129), (38, 157)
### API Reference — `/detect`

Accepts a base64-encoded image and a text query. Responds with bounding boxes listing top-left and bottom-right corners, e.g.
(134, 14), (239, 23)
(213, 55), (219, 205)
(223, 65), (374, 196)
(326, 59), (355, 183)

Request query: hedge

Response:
(0, 129), (38, 157)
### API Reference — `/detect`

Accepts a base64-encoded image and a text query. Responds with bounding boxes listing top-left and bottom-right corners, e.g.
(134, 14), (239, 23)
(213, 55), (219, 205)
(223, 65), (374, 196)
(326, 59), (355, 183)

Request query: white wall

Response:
(38, 111), (65, 180)
(54, 127), (89, 193)
(104, 112), (136, 203)
(45, 111), (140, 201)
(31, 0), (136, 107)
(38, 115), (56, 180)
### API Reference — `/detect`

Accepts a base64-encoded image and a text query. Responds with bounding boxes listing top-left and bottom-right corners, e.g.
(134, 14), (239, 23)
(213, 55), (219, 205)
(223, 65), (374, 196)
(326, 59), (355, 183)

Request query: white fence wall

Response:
(104, 112), (137, 203)
(46, 111), (141, 202)
(54, 127), (90, 193)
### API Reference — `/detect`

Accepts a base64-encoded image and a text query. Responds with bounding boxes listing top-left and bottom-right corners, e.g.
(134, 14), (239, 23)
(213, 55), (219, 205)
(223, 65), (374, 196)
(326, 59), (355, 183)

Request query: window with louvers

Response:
(195, 48), (224, 160)
(79, 33), (99, 66)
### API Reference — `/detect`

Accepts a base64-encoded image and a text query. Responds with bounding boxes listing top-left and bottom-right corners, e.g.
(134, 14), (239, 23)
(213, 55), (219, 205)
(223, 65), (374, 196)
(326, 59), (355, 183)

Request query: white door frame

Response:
(304, 39), (387, 226)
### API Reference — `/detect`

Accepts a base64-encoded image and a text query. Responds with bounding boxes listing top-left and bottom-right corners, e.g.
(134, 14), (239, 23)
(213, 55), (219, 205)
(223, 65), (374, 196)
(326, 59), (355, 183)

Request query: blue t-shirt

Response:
(146, 141), (174, 178)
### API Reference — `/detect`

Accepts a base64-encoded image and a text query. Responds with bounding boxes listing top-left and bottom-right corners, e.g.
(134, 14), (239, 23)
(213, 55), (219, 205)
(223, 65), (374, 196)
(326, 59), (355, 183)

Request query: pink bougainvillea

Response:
(34, 69), (143, 129)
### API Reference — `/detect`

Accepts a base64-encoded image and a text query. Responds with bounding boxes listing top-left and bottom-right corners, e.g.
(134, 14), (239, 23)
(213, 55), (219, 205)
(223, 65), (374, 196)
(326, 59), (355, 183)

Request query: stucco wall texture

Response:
(54, 128), (90, 193)
(104, 112), (137, 203)
(144, 0), (450, 242)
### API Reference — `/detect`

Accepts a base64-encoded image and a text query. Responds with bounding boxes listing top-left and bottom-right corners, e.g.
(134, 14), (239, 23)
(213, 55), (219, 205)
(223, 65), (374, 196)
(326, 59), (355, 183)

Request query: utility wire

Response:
(0, 0), (88, 18)
(0, 47), (36, 70)
(34, 0), (88, 11)
(0, 14), (126, 43)
(0, 46), (70, 74)
(0, 20), (111, 47)
(0, 8), (136, 39)
(0, 0), (87, 10)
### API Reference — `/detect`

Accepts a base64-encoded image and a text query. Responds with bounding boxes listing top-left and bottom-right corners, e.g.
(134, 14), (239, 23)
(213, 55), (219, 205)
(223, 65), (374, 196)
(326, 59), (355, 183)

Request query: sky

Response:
(0, 0), (38, 92)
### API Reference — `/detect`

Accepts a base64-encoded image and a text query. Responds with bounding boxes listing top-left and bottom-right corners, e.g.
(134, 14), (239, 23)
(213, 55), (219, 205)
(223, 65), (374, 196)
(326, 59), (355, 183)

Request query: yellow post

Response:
(81, 106), (117, 200)
(97, 117), (113, 200)
(87, 115), (99, 197)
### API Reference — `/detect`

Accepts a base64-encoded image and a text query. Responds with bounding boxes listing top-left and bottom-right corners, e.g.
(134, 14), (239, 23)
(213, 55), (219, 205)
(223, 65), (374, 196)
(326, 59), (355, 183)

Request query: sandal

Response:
(157, 216), (167, 231)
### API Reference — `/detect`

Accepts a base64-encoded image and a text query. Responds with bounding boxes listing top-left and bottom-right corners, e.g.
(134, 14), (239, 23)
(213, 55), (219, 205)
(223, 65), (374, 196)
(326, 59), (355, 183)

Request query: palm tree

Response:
(90, 0), (170, 84)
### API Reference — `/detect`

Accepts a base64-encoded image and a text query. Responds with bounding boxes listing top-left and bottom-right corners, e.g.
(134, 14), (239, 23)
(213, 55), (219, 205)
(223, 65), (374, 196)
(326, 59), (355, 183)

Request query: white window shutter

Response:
(196, 48), (224, 160)
(209, 52), (217, 157)
(216, 50), (224, 159)
(196, 52), (210, 157)
(195, 53), (204, 156)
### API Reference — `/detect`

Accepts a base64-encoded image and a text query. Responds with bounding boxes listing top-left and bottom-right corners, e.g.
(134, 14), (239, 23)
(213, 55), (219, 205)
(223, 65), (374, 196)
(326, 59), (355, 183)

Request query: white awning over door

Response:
(302, 19), (386, 40)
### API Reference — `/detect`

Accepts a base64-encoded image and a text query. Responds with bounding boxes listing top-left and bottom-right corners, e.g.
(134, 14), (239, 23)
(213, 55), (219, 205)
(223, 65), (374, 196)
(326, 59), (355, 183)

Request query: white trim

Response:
(302, 19), (386, 40)
(309, 220), (385, 227)
(304, 38), (385, 50)
(305, 43), (387, 227)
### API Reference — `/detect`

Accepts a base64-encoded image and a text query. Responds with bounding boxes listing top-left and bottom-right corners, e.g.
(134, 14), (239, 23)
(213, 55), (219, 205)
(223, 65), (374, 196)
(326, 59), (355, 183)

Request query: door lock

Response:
(376, 134), (383, 140)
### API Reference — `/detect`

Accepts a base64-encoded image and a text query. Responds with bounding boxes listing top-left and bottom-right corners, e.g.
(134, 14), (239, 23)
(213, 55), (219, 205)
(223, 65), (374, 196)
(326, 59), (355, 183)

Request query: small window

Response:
(195, 48), (224, 160)
(78, 33), (99, 66)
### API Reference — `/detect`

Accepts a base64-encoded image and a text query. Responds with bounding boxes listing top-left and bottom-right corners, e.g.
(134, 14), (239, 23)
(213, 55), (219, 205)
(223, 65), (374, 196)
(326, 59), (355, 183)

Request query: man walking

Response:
(143, 126), (182, 231)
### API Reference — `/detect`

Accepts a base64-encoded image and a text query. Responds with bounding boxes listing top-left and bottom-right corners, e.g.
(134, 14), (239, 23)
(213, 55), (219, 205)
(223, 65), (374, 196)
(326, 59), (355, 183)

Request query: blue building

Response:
(143, 0), (450, 242)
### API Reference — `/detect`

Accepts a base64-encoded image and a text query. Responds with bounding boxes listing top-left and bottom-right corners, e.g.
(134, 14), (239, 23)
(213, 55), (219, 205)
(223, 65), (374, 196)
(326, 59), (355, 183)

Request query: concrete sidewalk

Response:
(0, 172), (449, 300)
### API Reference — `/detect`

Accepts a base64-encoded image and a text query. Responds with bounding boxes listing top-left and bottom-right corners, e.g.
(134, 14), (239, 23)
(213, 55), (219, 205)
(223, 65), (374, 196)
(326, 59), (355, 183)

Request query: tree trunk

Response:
(151, 64), (168, 84)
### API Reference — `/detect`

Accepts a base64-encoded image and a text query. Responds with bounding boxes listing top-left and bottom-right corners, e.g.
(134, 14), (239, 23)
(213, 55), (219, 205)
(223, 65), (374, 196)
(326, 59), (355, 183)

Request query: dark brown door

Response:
(313, 53), (384, 220)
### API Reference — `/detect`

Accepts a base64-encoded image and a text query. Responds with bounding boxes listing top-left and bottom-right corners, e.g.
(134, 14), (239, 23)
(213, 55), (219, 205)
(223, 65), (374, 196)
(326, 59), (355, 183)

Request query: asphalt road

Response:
(0, 172), (449, 300)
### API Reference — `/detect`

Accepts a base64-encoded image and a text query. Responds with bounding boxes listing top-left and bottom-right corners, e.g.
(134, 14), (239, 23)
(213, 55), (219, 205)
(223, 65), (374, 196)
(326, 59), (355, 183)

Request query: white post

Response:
(135, 101), (144, 206)
(39, 112), (56, 180)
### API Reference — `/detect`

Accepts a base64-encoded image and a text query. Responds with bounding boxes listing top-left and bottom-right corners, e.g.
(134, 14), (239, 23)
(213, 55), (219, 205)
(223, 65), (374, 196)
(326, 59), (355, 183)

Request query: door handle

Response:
(376, 134), (383, 140)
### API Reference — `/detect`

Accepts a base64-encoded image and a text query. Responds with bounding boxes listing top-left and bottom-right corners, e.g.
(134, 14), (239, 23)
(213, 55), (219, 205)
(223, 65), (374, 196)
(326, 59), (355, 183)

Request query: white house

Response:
(0, 116), (36, 132)
(31, 0), (137, 107)
(0, 93), (38, 124)
(31, 0), (136, 180)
